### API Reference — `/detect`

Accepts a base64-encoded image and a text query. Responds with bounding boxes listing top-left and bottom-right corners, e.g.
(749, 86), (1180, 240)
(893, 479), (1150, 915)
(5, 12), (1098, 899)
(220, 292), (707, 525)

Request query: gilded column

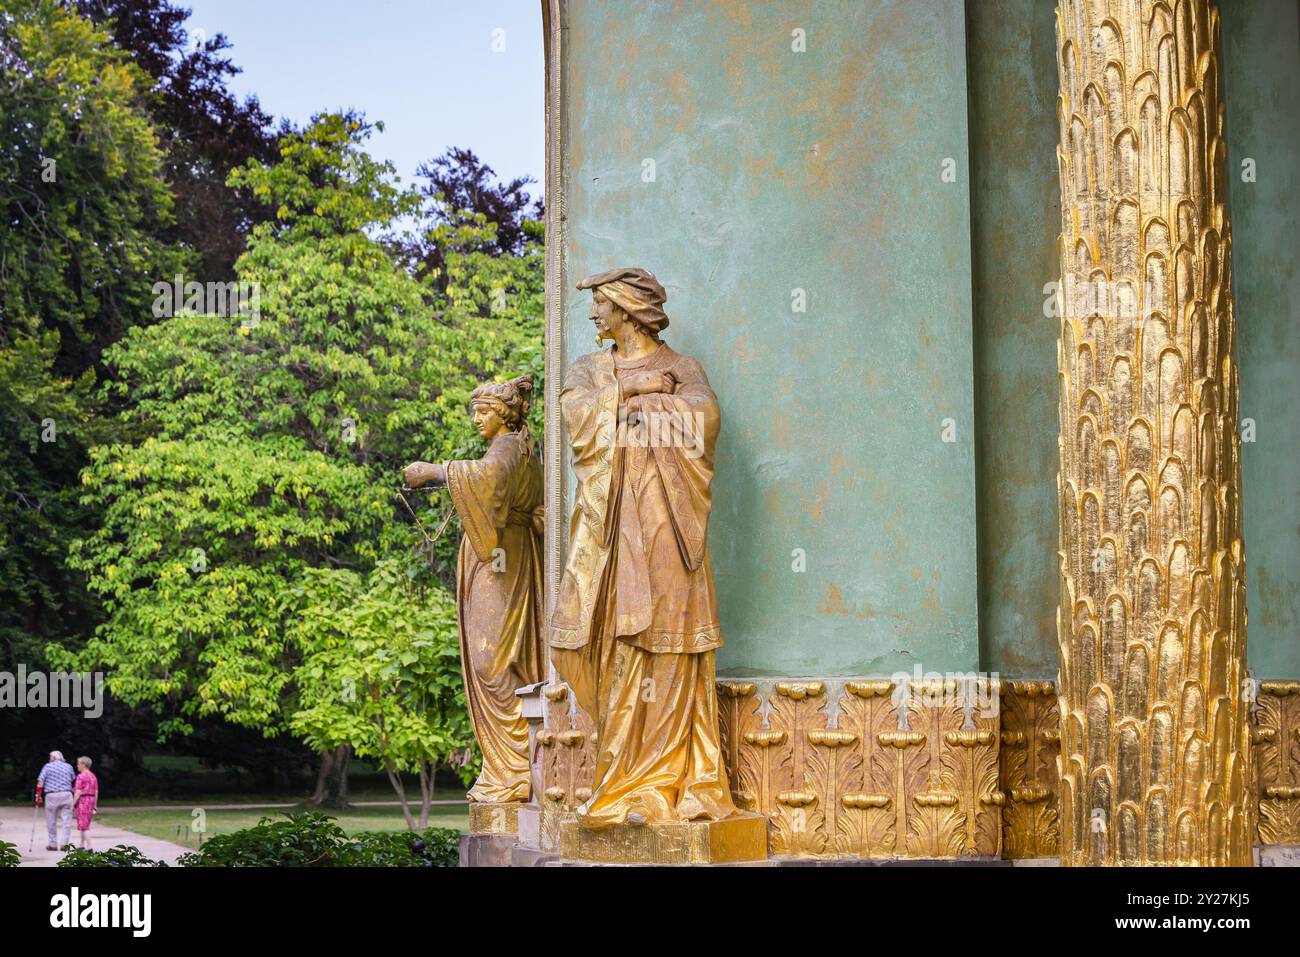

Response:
(1053, 0), (1252, 865)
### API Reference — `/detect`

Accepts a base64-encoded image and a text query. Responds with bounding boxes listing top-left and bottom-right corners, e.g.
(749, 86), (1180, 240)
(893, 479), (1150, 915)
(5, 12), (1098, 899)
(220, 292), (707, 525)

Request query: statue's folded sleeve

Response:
(445, 432), (526, 563)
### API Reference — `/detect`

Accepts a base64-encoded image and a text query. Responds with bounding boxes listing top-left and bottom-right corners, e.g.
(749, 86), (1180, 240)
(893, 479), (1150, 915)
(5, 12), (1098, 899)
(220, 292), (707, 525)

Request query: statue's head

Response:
(578, 267), (669, 345)
(470, 375), (534, 440)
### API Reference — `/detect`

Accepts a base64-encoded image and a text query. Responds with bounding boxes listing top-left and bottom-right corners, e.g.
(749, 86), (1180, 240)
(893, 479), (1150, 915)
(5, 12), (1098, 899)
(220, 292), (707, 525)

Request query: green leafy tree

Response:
(400, 146), (543, 287)
(57, 113), (543, 797)
(75, 0), (280, 279)
(288, 560), (471, 829)
(0, 0), (184, 367)
(0, 0), (188, 781)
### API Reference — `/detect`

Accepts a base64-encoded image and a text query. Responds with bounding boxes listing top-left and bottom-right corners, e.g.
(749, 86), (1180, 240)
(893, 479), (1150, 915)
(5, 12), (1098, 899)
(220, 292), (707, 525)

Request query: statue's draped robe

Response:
(551, 343), (736, 827)
(446, 431), (544, 803)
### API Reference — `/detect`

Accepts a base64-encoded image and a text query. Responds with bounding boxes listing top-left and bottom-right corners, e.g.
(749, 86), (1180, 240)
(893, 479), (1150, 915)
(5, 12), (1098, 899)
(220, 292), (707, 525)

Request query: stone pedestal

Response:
(467, 800), (522, 835)
(510, 843), (560, 867)
(558, 812), (768, 865)
(460, 800), (525, 867)
(517, 803), (540, 847)
(1259, 845), (1300, 867)
(459, 832), (517, 867)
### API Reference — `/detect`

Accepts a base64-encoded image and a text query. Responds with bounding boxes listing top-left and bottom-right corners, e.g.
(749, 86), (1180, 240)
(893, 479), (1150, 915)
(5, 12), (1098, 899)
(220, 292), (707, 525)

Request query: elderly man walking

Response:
(35, 751), (76, 851)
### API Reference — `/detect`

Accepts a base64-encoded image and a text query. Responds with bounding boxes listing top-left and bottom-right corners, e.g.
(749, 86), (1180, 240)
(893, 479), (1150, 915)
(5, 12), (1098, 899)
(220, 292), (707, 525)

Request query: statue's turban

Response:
(577, 267), (669, 333)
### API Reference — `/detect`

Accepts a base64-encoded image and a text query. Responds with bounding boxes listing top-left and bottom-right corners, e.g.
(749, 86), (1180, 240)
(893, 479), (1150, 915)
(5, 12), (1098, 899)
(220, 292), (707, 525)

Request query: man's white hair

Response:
(49, 750), (63, 762)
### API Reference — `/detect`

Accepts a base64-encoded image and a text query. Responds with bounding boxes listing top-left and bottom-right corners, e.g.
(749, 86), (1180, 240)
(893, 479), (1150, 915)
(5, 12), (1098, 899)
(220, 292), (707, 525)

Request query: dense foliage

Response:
(57, 843), (167, 867)
(49, 813), (459, 867)
(1, 0), (180, 667)
(1, 0), (187, 785)
(0, 839), (19, 867)
(2, 0), (544, 809)
(176, 812), (458, 867)
(74, 0), (280, 279)
(287, 560), (474, 827)
(53, 113), (540, 785)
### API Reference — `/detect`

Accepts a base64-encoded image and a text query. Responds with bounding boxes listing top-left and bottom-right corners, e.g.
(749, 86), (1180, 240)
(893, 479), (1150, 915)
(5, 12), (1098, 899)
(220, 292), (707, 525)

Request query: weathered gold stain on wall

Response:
(1053, 0), (1252, 865)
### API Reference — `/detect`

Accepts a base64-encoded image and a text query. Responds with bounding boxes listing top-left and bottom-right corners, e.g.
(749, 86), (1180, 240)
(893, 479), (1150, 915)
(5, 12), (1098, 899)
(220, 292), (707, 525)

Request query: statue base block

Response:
(459, 833), (516, 867)
(468, 800), (523, 835)
(558, 812), (768, 865)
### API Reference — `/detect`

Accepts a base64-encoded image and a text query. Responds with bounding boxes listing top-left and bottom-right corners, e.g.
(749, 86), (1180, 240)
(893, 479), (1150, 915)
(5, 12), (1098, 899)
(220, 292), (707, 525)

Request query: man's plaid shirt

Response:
(38, 761), (75, 792)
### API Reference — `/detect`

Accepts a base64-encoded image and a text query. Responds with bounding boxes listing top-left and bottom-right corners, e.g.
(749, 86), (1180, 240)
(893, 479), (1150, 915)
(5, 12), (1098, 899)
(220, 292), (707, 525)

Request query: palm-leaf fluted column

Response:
(1053, 0), (1252, 865)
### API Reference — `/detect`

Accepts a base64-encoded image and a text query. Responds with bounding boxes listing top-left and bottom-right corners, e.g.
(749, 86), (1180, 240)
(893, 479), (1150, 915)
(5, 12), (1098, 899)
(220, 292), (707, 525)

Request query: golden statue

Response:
(404, 375), (545, 810)
(550, 267), (737, 829)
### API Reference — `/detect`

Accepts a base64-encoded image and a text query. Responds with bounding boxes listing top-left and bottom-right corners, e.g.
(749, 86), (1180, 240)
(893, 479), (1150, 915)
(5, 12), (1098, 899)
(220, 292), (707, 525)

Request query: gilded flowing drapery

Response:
(446, 431), (544, 803)
(550, 343), (736, 827)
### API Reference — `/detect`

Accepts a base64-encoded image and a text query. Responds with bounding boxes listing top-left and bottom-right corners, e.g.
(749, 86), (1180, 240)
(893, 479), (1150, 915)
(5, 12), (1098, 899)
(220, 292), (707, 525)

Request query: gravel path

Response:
(0, 804), (190, 868)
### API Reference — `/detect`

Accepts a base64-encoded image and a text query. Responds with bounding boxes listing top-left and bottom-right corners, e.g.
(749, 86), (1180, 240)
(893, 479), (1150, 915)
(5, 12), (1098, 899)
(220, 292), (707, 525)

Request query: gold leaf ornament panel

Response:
(716, 678), (1002, 860)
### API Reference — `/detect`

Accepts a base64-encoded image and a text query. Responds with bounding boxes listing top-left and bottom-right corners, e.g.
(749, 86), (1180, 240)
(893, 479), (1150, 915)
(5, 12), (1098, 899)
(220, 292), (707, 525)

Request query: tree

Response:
(287, 560), (471, 829)
(58, 114), (542, 801)
(0, 0), (186, 370)
(75, 0), (280, 280)
(0, 0), (187, 782)
(400, 146), (543, 290)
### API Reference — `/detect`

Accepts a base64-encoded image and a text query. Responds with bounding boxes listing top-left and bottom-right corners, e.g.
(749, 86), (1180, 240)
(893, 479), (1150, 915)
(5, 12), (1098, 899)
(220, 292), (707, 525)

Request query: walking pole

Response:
(28, 791), (39, 853)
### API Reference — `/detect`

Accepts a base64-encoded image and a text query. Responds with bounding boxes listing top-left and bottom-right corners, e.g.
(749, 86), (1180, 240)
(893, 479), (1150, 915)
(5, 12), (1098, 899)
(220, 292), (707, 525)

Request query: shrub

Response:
(178, 812), (347, 867)
(342, 828), (459, 867)
(0, 840), (20, 868)
(57, 845), (166, 867)
(177, 811), (460, 867)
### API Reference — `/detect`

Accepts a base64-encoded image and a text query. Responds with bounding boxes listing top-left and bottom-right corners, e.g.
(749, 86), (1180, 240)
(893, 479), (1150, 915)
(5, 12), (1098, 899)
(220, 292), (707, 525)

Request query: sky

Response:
(183, 0), (545, 195)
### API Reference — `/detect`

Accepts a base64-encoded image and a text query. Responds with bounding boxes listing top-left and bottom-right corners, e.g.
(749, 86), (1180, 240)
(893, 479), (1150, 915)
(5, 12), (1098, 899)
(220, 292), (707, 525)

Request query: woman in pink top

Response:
(72, 756), (98, 849)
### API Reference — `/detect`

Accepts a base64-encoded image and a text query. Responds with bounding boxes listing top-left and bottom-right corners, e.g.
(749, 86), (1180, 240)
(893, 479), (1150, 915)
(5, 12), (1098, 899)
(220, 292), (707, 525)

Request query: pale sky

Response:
(183, 0), (545, 195)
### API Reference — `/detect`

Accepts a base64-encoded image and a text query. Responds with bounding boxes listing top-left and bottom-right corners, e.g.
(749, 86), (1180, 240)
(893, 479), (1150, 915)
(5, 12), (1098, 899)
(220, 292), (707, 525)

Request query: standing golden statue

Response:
(404, 375), (544, 810)
(550, 267), (737, 830)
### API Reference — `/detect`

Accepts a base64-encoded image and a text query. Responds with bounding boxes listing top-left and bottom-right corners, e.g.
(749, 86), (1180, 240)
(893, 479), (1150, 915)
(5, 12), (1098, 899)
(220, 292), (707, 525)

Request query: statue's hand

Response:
(403, 461), (446, 489)
(622, 370), (675, 398)
(402, 462), (428, 488)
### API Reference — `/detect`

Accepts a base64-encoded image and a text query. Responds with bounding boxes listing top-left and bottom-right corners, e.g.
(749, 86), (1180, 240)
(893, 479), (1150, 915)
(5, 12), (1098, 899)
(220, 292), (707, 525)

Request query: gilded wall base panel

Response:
(535, 674), (1296, 862)
(1000, 681), (1062, 859)
(716, 677), (1002, 861)
(998, 676), (1292, 856)
(1255, 681), (1300, 846)
(537, 681), (595, 852)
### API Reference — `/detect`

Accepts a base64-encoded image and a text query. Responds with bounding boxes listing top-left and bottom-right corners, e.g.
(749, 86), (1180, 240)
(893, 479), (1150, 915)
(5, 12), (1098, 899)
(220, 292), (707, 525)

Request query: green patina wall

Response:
(1222, 0), (1300, 678)
(561, 0), (979, 676)
(557, 0), (1297, 679)
(967, 0), (1061, 678)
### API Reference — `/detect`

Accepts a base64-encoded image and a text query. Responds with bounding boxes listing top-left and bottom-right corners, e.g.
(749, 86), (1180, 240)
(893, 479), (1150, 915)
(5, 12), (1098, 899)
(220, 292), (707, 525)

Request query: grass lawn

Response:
(101, 804), (469, 847)
(94, 786), (469, 807)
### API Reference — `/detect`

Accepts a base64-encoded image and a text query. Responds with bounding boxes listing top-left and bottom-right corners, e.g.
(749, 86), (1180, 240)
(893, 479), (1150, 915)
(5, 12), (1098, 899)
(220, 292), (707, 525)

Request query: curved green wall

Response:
(561, 0), (978, 676)
(557, 0), (1299, 680)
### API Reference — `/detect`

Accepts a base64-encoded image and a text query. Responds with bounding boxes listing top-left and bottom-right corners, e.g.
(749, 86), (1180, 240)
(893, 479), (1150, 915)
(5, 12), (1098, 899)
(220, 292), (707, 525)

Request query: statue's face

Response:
(472, 404), (507, 440)
(590, 288), (627, 342)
